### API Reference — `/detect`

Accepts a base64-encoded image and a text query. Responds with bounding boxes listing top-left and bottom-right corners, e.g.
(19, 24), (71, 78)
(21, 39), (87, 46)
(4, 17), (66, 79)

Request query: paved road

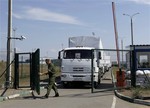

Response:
(0, 88), (149, 108)
(0, 71), (149, 108)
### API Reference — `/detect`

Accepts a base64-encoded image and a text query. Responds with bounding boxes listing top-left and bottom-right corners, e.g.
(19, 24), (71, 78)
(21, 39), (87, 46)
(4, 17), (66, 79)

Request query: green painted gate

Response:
(14, 49), (40, 95)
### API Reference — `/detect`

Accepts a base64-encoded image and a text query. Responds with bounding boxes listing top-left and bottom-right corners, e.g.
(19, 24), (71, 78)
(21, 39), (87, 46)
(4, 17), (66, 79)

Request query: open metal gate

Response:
(14, 49), (40, 95)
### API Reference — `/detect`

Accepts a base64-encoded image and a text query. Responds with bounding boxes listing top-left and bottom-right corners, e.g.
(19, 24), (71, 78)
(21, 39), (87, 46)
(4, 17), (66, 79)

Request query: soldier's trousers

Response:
(46, 76), (58, 96)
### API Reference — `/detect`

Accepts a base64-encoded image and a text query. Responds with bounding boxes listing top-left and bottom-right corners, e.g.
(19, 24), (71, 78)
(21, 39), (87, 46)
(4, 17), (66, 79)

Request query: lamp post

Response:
(123, 13), (140, 46)
(123, 13), (139, 87)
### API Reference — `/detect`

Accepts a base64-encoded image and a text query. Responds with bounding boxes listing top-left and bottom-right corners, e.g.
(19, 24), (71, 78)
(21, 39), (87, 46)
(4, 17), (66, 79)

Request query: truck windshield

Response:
(63, 50), (92, 59)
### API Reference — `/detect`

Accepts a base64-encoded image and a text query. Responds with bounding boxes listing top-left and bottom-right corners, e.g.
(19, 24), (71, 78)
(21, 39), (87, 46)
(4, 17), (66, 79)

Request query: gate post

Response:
(14, 53), (19, 89)
(131, 46), (136, 87)
(91, 49), (94, 93)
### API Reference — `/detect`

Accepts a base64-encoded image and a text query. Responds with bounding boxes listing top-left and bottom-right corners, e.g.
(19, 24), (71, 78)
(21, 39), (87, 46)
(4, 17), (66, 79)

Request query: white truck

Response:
(58, 36), (111, 87)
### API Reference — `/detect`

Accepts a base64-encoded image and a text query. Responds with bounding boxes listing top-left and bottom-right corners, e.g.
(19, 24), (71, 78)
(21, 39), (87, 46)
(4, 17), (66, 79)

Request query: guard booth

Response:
(132, 45), (150, 70)
(14, 49), (40, 95)
(131, 45), (150, 87)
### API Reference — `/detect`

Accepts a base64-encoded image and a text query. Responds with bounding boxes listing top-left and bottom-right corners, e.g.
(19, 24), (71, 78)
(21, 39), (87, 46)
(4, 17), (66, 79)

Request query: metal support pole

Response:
(123, 13), (139, 46)
(121, 39), (123, 67)
(131, 47), (136, 87)
(6, 0), (12, 87)
(131, 18), (134, 46)
(123, 12), (139, 87)
(91, 50), (94, 93)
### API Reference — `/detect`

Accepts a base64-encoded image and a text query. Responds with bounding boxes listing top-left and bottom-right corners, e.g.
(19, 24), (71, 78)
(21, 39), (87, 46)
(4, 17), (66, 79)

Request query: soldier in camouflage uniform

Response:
(44, 59), (59, 98)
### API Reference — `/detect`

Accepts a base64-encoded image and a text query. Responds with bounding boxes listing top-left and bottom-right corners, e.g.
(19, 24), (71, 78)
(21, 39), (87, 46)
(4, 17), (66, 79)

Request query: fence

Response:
(91, 48), (150, 93)
(0, 56), (56, 89)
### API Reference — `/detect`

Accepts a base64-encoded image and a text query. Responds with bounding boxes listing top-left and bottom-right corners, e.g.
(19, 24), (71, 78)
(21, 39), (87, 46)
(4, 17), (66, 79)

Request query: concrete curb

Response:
(134, 98), (150, 106)
(0, 87), (45, 102)
(111, 70), (150, 106)
(0, 97), (4, 102)
(1, 90), (33, 102)
(114, 89), (150, 106)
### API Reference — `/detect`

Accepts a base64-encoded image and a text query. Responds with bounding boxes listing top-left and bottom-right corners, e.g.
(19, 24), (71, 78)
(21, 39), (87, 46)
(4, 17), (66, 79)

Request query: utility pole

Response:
(6, 0), (12, 87)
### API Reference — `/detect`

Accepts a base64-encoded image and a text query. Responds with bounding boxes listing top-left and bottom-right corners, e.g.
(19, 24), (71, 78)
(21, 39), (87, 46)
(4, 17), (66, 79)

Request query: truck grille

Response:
(73, 67), (84, 72)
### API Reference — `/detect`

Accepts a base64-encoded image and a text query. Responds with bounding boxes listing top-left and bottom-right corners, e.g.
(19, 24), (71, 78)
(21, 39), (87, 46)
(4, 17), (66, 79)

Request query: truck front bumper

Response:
(61, 73), (98, 82)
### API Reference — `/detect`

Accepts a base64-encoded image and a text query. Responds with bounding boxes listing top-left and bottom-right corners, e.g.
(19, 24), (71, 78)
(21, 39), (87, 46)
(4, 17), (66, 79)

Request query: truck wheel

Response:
(62, 82), (69, 88)
(98, 72), (101, 84)
(94, 82), (98, 88)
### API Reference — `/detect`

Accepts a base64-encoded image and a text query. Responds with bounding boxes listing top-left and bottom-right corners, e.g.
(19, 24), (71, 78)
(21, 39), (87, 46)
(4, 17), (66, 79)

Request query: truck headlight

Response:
(61, 74), (67, 78)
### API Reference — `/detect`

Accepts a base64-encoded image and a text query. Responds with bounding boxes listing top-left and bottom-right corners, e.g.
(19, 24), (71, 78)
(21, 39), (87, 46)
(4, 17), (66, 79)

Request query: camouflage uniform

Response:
(45, 61), (59, 98)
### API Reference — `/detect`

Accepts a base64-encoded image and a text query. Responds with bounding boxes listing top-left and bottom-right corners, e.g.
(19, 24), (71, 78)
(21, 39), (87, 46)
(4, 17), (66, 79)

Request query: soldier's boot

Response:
(54, 92), (59, 97)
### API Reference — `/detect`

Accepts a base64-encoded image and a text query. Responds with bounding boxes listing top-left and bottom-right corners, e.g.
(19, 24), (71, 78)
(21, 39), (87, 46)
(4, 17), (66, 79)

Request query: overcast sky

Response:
(0, 0), (150, 59)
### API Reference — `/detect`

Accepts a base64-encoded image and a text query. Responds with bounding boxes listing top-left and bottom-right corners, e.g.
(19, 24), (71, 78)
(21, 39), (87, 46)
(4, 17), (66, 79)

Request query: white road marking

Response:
(111, 96), (116, 108)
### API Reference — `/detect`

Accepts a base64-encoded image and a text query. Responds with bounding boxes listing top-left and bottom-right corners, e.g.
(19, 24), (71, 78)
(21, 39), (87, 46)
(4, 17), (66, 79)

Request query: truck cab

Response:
(58, 47), (102, 87)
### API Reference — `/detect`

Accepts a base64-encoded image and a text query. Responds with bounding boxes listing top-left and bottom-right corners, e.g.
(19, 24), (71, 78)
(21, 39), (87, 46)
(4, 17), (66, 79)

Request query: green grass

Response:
(0, 61), (7, 86)
(130, 87), (150, 99)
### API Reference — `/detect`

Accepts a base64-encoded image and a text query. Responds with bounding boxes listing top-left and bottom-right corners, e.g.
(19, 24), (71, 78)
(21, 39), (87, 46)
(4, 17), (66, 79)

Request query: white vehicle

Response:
(58, 36), (110, 87)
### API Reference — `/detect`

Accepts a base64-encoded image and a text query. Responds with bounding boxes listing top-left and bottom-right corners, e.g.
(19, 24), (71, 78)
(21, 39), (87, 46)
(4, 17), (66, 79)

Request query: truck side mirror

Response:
(98, 52), (101, 59)
(58, 51), (61, 59)
(91, 50), (94, 59)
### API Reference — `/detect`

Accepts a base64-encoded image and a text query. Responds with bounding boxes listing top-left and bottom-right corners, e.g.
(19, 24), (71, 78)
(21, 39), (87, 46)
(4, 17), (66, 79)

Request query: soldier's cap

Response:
(45, 59), (51, 62)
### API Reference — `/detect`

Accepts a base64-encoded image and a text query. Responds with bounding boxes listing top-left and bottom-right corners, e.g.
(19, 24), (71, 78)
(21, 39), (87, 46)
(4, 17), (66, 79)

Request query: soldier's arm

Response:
(39, 71), (49, 76)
